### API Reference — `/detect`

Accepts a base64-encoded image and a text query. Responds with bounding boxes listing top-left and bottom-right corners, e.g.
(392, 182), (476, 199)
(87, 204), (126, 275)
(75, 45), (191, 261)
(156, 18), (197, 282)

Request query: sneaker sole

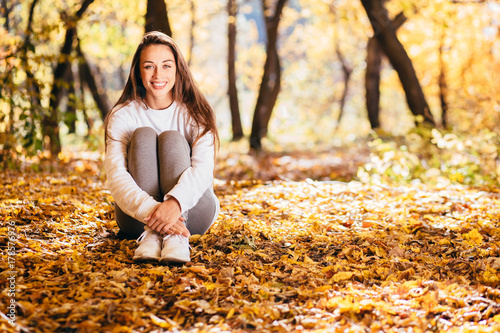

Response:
(133, 255), (160, 262)
(159, 256), (190, 265)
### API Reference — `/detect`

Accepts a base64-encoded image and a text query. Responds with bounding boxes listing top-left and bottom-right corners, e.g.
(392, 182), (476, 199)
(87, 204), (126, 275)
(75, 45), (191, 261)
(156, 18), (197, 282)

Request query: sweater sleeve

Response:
(166, 130), (215, 214)
(104, 110), (160, 223)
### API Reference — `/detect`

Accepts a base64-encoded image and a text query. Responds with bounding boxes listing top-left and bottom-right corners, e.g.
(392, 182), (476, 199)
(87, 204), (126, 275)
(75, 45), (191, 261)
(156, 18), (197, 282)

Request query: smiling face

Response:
(139, 44), (177, 109)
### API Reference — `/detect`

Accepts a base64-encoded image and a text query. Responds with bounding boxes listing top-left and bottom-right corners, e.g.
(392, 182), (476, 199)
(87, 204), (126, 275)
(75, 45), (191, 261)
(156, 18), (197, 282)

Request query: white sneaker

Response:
(133, 227), (162, 262)
(159, 234), (191, 264)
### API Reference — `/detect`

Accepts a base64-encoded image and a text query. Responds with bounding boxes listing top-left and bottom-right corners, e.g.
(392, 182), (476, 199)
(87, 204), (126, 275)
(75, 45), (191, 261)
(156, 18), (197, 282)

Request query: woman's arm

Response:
(104, 111), (160, 223)
(166, 130), (215, 214)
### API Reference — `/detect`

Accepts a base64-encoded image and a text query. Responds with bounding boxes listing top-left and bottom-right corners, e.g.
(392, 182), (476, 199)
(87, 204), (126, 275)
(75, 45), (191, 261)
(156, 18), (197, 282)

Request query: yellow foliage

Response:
(1, 159), (500, 332)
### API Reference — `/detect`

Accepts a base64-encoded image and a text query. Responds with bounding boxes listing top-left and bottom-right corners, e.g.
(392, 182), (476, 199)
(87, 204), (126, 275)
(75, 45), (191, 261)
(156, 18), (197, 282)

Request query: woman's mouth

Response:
(152, 82), (167, 89)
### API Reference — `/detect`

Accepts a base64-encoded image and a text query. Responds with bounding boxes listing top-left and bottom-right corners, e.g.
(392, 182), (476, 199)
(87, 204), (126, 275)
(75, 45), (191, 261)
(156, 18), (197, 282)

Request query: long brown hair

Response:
(105, 31), (219, 150)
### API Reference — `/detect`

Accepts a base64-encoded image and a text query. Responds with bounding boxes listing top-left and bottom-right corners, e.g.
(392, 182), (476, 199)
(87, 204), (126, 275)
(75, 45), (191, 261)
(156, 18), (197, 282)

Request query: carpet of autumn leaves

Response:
(1, 148), (500, 333)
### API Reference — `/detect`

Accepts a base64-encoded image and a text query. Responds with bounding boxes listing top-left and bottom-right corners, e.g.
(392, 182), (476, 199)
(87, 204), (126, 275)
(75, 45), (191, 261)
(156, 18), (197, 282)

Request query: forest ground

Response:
(1, 144), (500, 333)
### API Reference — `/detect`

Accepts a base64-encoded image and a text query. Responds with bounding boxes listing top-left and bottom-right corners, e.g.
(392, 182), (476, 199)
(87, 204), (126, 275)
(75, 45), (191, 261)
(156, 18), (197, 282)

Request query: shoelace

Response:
(163, 234), (192, 249)
(136, 228), (157, 243)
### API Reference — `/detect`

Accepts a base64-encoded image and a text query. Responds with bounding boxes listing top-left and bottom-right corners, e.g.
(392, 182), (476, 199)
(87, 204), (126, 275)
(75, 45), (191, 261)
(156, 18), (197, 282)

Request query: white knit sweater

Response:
(104, 100), (218, 223)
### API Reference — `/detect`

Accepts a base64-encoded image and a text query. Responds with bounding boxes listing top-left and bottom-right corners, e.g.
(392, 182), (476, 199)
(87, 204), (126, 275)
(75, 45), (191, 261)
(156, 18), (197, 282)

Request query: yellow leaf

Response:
(314, 285), (331, 293)
(463, 228), (484, 246)
(439, 239), (451, 245)
(190, 234), (202, 244)
(332, 271), (354, 282)
(187, 266), (209, 275)
(227, 308), (235, 319)
(60, 186), (76, 195)
(322, 266), (334, 273)
(150, 314), (175, 329)
(303, 255), (315, 264)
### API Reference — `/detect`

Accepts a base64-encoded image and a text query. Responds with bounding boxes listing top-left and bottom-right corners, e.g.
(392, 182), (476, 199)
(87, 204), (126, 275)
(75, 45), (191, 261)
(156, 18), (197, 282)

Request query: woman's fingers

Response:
(145, 201), (189, 235)
(160, 219), (190, 237)
(146, 202), (178, 232)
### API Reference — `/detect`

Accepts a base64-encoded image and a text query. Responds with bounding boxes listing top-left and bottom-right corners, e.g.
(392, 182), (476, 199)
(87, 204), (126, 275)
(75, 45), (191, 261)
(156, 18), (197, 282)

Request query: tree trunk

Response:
(45, 27), (74, 157)
(365, 36), (382, 129)
(24, 0), (42, 115)
(365, 11), (407, 130)
(262, 51), (281, 133)
(44, 0), (94, 157)
(328, 4), (353, 131)
(249, 0), (287, 151)
(145, 0), (172, 36)
(360, 0), (434, 126)
(76, 38), (111, 120)
(335, 45), (353, 130)
(65, 67), (77, 134)
(187, 0), (195, 66)
(438, 31), (448, 128)
(15, 0), (41, 151)
(227, 0), (243, 141)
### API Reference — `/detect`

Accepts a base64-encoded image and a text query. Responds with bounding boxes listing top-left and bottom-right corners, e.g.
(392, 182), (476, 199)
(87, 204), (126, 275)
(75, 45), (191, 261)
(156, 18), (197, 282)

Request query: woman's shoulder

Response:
(107, 101), (143, 130)
(108, 100), (147, 123)
(112, 100), (143, 116)
(172, 101), (188, 114)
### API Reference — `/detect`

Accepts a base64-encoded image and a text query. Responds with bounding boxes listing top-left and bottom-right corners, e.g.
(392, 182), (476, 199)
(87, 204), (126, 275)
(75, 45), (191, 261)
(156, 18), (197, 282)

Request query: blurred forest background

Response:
(0, 0), (499, 185)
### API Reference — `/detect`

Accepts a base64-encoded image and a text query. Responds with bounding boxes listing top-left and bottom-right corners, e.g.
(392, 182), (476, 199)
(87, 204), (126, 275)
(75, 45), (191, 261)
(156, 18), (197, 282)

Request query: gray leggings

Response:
(115, 127), (218, 239)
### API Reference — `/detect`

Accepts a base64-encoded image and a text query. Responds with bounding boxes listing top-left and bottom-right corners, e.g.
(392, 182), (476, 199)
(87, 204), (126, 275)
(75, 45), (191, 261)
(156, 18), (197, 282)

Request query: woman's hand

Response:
(166, 219), (190, 238)
(145, 198), (189, 237)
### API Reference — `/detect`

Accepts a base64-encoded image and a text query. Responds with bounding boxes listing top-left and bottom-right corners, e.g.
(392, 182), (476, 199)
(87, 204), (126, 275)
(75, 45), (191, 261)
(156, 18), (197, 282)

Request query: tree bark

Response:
(365, 11), (406, 130)
(365, 36), (382, 129)
(227, 0), (243, 141)
(65, 67), (77, 134)
(360, 0), (434, 126)
(249, 0), (287, 151)
(145, 0), (172, 36)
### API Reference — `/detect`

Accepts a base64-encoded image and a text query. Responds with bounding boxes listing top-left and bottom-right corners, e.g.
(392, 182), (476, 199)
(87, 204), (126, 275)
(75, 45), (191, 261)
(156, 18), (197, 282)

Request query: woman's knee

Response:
(131, 127), (157, 144)
(158, 130), (190, 155)
(158, 130), (186, 144)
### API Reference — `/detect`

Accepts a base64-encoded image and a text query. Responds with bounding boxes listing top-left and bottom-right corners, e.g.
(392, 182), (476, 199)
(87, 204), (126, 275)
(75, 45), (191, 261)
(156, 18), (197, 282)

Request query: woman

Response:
(104, 31), (219, 264)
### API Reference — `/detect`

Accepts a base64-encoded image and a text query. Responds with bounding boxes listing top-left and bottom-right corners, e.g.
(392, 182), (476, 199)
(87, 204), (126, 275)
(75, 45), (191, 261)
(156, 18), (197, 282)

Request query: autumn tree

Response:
(45, 0), (95, 157)
(1, 0), (113, 158)
(249, 0), (288, 151)
(360, 0), (435, 126)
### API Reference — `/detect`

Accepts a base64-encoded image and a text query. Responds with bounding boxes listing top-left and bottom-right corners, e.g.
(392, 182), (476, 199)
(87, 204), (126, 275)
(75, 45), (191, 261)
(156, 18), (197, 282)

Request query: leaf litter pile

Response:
(1, 152), (500, 333)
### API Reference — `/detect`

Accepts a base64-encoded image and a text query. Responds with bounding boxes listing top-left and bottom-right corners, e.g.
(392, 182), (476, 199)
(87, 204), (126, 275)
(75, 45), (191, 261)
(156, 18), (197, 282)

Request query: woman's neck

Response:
(144, 96), (174, 110)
